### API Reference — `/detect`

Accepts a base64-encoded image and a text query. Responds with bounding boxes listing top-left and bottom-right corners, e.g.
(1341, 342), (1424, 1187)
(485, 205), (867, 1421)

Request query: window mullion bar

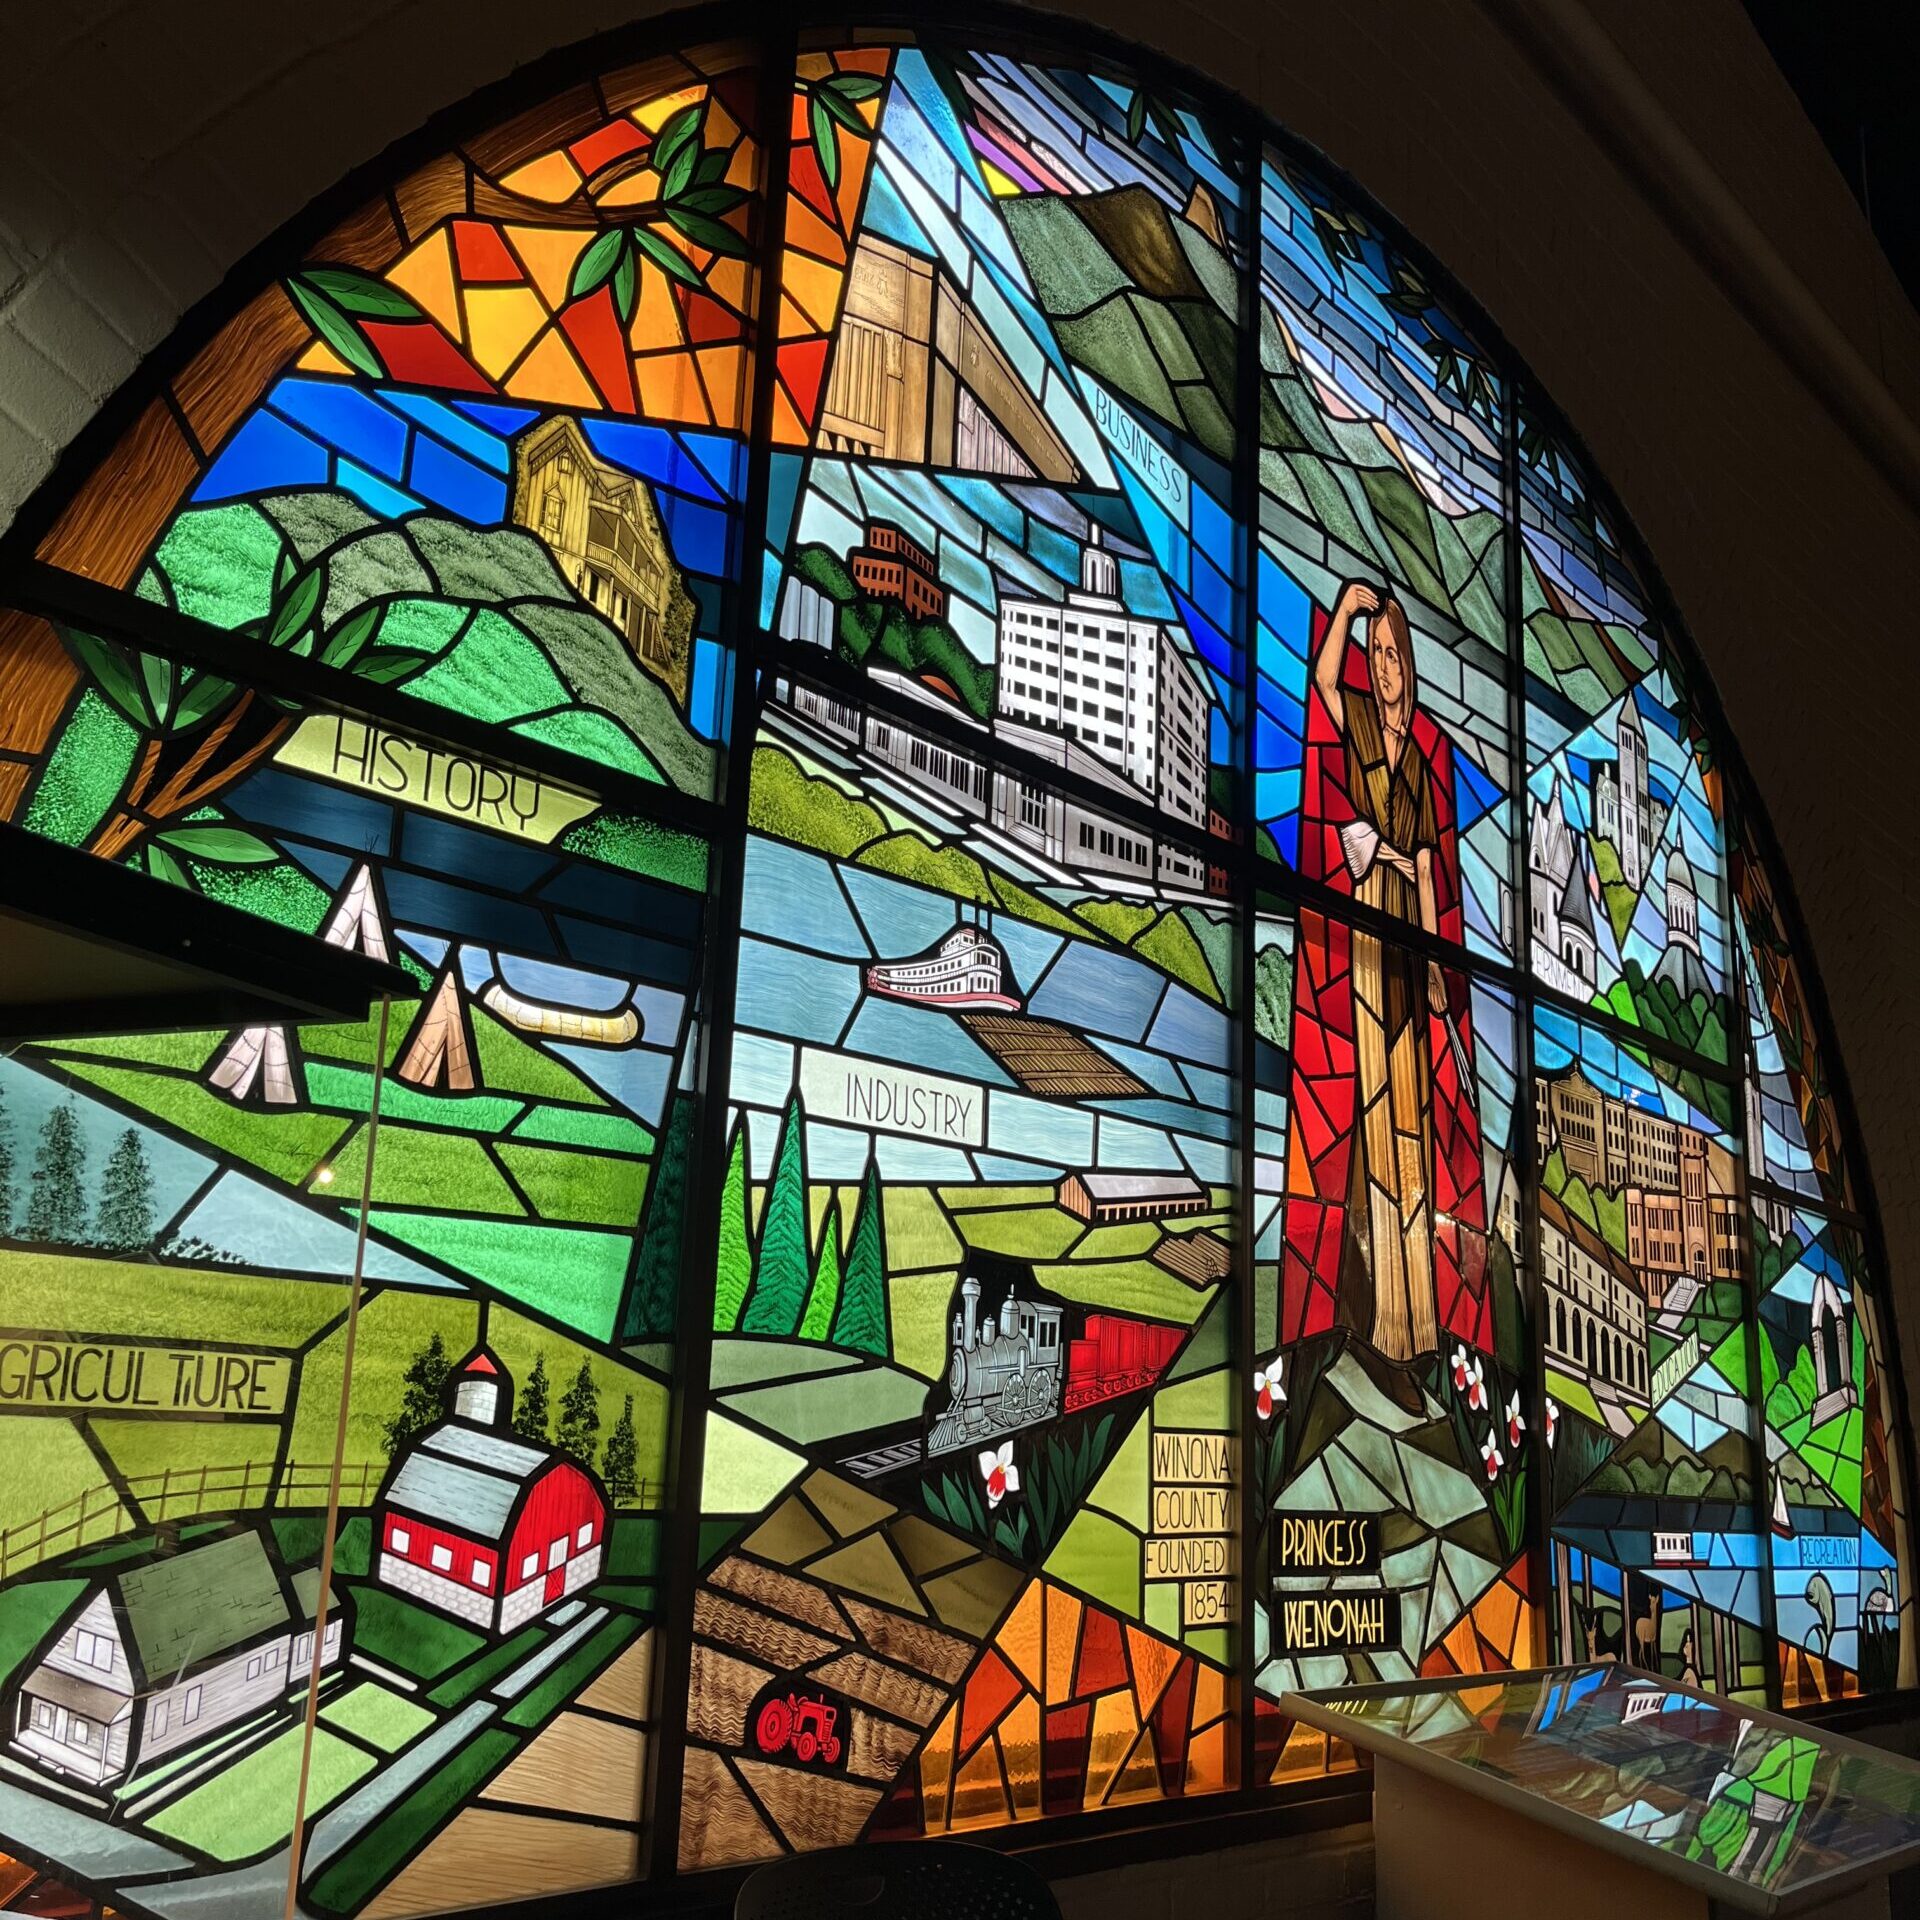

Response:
(0, 553), (722, 839)
(645, 9), (798, 1879)
(1504, 382), (1557, 1662)
(1232, 105), (1262, 1802)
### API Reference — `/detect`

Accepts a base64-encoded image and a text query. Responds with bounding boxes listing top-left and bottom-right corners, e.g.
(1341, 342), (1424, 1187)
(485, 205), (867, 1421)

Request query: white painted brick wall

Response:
(1, 0), (1918, 1436)
(377, 1548), (496, 1630)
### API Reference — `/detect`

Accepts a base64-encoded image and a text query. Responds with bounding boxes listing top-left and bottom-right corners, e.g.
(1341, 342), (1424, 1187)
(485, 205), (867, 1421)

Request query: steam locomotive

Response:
(925, 1273), (1188, 1457)
(927, 1273), (1064, 1456)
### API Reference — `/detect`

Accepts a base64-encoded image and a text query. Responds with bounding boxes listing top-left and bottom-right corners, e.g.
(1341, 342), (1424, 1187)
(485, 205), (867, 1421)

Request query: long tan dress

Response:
(1339, 684), (1442, 1362)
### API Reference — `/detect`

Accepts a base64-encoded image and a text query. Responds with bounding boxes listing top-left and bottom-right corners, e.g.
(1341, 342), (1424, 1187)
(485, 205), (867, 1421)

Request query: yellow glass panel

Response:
(596, 172), (663, 211)
(504, 226), (588, 312)
(499, 149), (581, 204)
(949, 1735), (1010, 1831)
(1001, 1693), (1042, 1819)
(781, 251), (843, 334)
(636, 350), (713, 426)
(463, 285), (548, 379)
(1083, 1686), (1139, 1808)
(704, 253), (751, 316)
(1190, 1660), (1226, 1731)
(694, 346), (748, 428)
(297, 339), (356, 377)
(1105, 1721), (1161, 1807)
(387, 226), (463, 335)
(1044, 1585), (1081, 1704)
(919, 1703), (958, 1830)
(998, 1579), (1044, 1694)
(1271, 1721), (1359, 1785)
(634, 83), (705, 133)
(631, 260), (689, 353)
(1126, 1624), (1181, 1723)
(771, 372), (807, 443)
(508, 326), (602, 409)
(1186, 1716), (1230, 1794)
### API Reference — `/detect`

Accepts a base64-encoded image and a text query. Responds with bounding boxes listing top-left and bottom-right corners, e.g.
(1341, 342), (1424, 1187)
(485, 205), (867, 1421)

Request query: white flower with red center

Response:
(1450, 1344), (1472, 1392)
(1544, 1399), (1560, 1450)
(1465, 1356), (1488, 1413)
(1254, 1355), (1286, 1422)
(1481, 1431), (1504, 1481)
(1507, 1392), (1526, 1449)
(979, 1441), (1020, 1508)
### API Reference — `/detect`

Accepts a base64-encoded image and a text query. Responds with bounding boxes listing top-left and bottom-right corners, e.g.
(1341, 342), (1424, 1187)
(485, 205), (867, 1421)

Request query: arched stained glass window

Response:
(0, 13), (1908, 1913)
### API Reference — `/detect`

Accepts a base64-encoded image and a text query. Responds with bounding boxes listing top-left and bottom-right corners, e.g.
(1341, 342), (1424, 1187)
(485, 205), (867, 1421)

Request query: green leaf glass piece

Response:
(63, 628), (155, 729)
(285, 277), (387, 380)
(569, 227), (626, 302)
(631, 224), (705, 288)
(154, 824), (281, 864)
(651, 102), (703, 194)
(810, 92), (840, 193)
(664, 206), (749, 259)
(265, 564), (324, 651)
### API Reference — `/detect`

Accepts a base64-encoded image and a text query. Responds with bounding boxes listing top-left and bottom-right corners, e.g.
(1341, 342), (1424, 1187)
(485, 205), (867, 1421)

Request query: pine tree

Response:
(831, 1160), (890, 1357)
(742, 1093), (810, 1335)
(603, 1394), (639, 1505)
(556, 1359), (602, 1468)
(0, 1081), (15, 1236)
(624, 1091), (692, 1342)
(26, 1100), (87, 1244)
(798, 1202), (842, 1341)
(94, 1129), (156, 1251)
(382, 1330), (451, 1456)
(712, 1117), (753, 1332)
(512, 1351), (551, 1444)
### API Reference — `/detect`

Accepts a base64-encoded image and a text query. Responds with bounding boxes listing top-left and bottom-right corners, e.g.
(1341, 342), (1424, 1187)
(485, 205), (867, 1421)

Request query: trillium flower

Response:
(1254, 1355), (1286, 1422)
(1544, 1399), (1560, 1450)
(980, 1441), (1020, 1508)
(1465, 1357), (1488, 1413)
(1480, 1431), (1504, 1481)
(1450, 1344), (1472, 1392)
(1506, 1391), (1526, 1449)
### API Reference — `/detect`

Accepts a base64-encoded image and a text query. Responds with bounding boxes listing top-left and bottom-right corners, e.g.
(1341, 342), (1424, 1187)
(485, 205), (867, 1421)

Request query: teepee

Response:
(395, 961), (479, 1091)
(205, 864), (391, 1107)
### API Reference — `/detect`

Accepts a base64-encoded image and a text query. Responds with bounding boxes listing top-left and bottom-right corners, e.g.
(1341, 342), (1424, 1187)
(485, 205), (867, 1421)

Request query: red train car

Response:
(1063, 1314), (1183, 1410)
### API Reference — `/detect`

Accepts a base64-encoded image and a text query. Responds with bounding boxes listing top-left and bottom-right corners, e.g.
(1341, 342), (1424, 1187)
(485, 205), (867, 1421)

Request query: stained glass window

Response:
(0, 17), (1907, 1914)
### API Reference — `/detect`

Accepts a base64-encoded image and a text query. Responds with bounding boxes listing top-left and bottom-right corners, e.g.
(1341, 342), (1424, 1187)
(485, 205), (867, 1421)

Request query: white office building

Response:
(994, 530), (1211, 837)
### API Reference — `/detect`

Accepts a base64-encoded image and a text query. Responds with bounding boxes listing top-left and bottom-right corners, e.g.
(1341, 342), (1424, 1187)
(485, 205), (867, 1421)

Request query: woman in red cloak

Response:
(1283, 580), (1493, 1363)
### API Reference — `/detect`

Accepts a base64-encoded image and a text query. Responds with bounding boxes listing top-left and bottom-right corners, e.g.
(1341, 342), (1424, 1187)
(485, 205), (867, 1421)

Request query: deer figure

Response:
(1632, 1590), (1664, 1670)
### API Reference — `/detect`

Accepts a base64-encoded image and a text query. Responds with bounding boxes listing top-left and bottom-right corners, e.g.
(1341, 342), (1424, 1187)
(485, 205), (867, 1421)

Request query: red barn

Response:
(373, 1348), (608, 1636)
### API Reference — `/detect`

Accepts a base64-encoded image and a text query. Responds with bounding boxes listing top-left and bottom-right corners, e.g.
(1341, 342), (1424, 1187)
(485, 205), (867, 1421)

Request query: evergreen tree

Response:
(94, 1129), (156, 1251)
(382, 1330), (451, 1456)
(26, 1099), (87, 1244)
(798, 1203), (842, 1341)
(624, 1091), (693, 1342)
(0, 1081), (15, 1236)
(831, 1160), (890, 1357)
(742, 1093), (810, 1335)
(512, 1350), (551, 1444)
(603, 1393), (639, 1505)
(556, 1358), (602, 1468)
(712, 1117), (753, 1332)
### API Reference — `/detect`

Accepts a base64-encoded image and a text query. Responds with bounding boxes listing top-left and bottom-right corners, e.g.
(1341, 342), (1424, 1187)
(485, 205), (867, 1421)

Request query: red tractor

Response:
(753, 1691), (842, 1765)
